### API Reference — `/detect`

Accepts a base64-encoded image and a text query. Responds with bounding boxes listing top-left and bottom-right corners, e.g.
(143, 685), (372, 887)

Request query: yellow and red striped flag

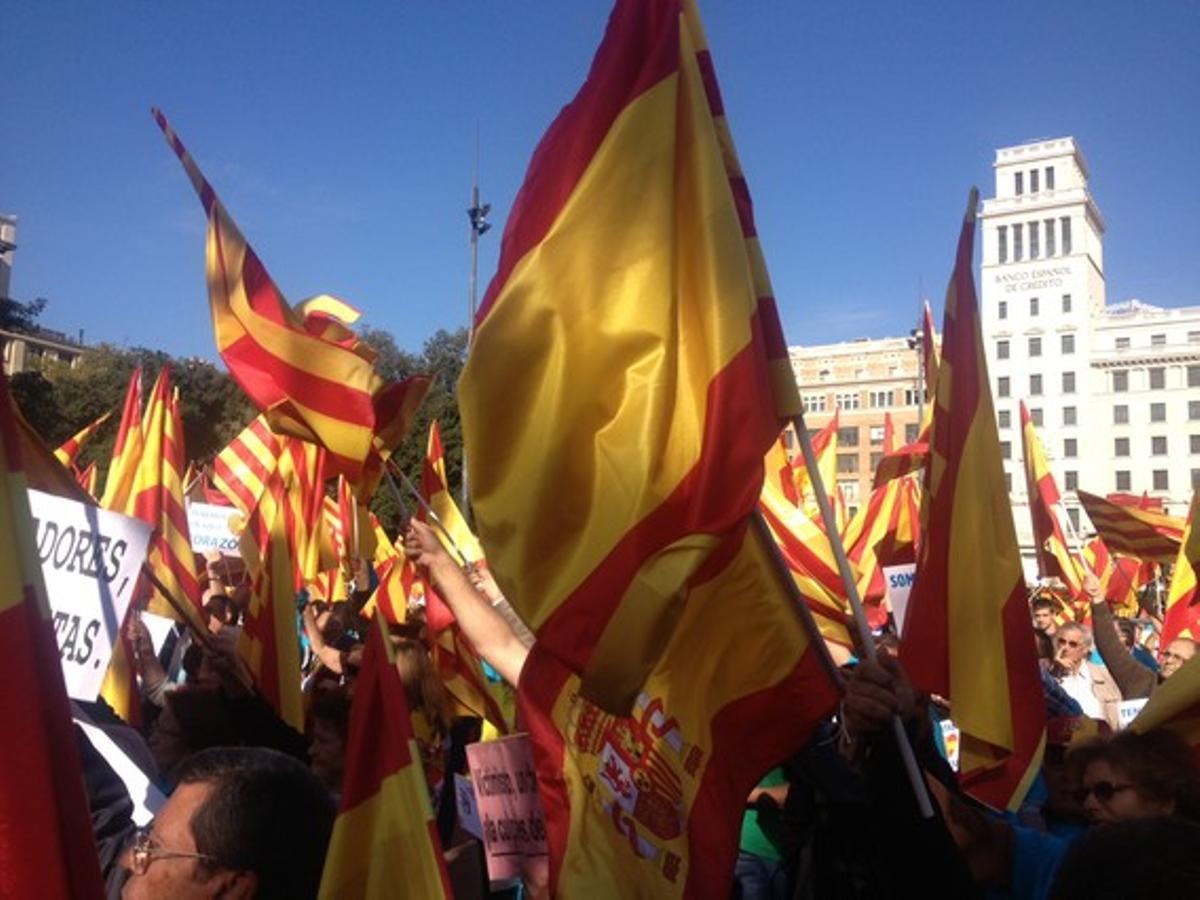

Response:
(842, 472), (922, 622)
(75, 460), (99, 498)
(318, 613), (453, 899)
(0, 371), (106, 899)
(763, 430), (801, 507)
(1078, 490), (1184, 564)
(466, 2), (839, 893)
(1020, 400), (1086, 597)
(100, 366), (144, 510)
(153, 110), (428, 492)
(53, 410), (110, 467)
(211, 414), (282, 515)
(794, 411), (840, 525)
(458, 0), (802, 713)
(422, 421), (483, 563)
(1130, 655), (1200, 762)
(1162, 494), (1200, 647)
(900, 190), (1045, 812)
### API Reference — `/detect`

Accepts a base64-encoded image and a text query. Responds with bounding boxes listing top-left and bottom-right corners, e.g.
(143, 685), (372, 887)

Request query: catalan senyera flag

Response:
(0, 371), (107, 899)
(76, 461), (99, 498)
(458, 0), (800, 712)
(1082, 537), (1148, 619)
(1161, 493), (1200, 647)
(1078, 490), (1185, 564)
(422, 421), (484, 564)
(211, 415), (282, 515)
(842, 472), (921, 622)
(153, 109), (428, 492)
(1130, 655), (1200, 762)
(100, 366), (145, 510)
(794, 411), (840, 524)
(318, 612), (453, 899)
(53, 410), (111, 468)
(900, 190), (1045, 812)
(1020, 400), (1086, 597)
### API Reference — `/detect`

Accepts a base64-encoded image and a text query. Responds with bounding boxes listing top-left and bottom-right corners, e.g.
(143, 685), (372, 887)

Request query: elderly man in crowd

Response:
(1051, 622), (1123, 731)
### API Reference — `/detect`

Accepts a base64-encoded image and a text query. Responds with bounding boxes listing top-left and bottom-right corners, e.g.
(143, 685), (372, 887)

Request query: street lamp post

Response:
(462, 136), (491, 522)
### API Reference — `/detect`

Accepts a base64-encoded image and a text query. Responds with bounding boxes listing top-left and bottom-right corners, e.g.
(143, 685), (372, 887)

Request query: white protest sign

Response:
(883, 563), (917, 636)
(186, 501), (240, 556)
(1118, 698), (1148, 730)
(28, 489), (153, 701)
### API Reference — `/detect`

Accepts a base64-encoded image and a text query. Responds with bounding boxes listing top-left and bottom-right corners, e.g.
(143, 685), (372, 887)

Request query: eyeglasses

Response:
(1055, 637), (1083, 649)
(129, 826), (219, 876)
(1162, 651), (1188, 663)
(1073, 780), (1133, 805)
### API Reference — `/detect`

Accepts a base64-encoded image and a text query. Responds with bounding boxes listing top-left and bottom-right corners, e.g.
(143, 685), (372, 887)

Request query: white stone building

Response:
(978, 137), (1200, 552)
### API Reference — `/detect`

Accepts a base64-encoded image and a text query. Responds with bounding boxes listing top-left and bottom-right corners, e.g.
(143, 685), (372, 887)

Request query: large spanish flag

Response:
(459, 0), (799, 713)
(153, 110), (427, 492)
(1162, 494), (1200, 647)
(53, 409), (110, 468)
(1078, 490), (1184, 564)
(1020, 400), (1085, 597)
(318, 613), (452, 899)
(0, 371), (106, 899)
(900, 191), (1045, 812)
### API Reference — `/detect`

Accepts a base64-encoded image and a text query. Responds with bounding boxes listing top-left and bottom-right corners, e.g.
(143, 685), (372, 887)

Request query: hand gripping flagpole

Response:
(791, 408), (935, 819)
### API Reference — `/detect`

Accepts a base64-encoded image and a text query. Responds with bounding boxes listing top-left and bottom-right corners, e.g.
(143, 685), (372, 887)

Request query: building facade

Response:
(1, 326), (87, 376)
(788, 335), (929, 516)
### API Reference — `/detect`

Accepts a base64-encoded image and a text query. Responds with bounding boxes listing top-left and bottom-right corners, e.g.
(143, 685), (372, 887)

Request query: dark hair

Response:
(175, 746), (336, 899)
(309, 687), (352, 743)
(1032, 597), (1057, 613)
(1050, 816), (1200, 899)
(1035, 630), (1055, 661)
(1114, 619), (1135, 642)
(1066, 730), (1200, 821)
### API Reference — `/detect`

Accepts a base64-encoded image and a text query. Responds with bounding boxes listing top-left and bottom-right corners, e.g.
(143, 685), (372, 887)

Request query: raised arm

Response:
(404, 520), (530, 688)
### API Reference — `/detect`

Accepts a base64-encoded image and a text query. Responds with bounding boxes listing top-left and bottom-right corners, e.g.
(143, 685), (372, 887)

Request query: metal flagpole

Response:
(462, 124), (492, 528)
(791, 407), (935, 818)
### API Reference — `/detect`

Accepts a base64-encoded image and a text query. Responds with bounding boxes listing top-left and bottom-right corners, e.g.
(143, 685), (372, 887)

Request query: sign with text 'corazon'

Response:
(28, 489), (153, 701)
(186, 501), (240, 556)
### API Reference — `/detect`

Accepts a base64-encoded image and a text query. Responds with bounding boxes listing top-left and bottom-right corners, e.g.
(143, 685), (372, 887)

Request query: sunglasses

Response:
(1073, 780), (1133, 805)
(1055, 637), (1083, 649)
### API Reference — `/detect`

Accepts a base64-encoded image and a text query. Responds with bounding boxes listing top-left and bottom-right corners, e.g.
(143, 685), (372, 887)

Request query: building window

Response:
(1191, 435), (1200, 454)
(1061, 293), (1071, 313)
(1189, 366), (1200, 388)
(1046, 220), (1057, 257)
(997, 340), (1010, 359)
(1152, 333), (1167, 347)
(803, 394), (827, 413)
(1005, 472), (1013, 492)
(1030, 169), (1040, 193)
(1030, 296), (1039, 316)
(1014, 223), (1024, 261)
(998, 226), (1008, 263)
(1063, 406), (1077, 426)
(1113, 370), (1129, 392)
(1062, 333), (1075, 354)
(998, 409), (1011, 429)
(1116, 337), (1131, 350)
(1114, 405), (1129, 424)
(999, 300), (1008, 320)
(1152, 436), (1168, 455)
(1149, 367), (1166, 390)
(1030, 374), (1043, 395)
(836, 453), (858, 474)
(869, 452), (883, 470)
(1064, 438), (1077, 458)
(1191, 401), (1200, 421)
(1028, 336), (1042, 357)
(1067, 507), (1080, 531)
(904, 388), (920, 406)
(868, 390), (892, 408)
(836, 392), (861, 411)
(1150, 402), (1166, 423)
(1062, 371), (1076, 393)
(1029, 220), (1040, 258)
(1190, 331), (1200, 345)
(1116, 471), (1131, 491)
(1030, 407), (1043, 426)
(1015, 171), (1024, 196)
(1061, 216), (1072, 254)
(1193, 470), (1200, 489)
(1115, 437), (1130, 456)
(1064, 471), (1078, 491)
(1000, 441), (1011, 460)
(869, 425), (886, 444)
(998, 376), (1010, 398)
(838, 426), (860, 446)
(1045, 166), (1055, 190)
(839, 480), (859, 503)
(1154, 470), (1169, 491)
(905, 423), (919, 443)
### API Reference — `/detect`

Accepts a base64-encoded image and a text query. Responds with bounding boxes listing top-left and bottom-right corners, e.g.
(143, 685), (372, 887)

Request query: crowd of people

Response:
(68, 518), (1200, 900)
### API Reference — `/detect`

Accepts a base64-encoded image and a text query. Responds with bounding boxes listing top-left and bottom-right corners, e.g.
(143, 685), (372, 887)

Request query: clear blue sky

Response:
(4, 2), (1197, 359)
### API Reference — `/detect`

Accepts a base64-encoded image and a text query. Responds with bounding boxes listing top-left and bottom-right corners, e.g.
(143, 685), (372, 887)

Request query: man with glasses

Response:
(122, 746), (334, 899)
(1050, 623), (1123, 731)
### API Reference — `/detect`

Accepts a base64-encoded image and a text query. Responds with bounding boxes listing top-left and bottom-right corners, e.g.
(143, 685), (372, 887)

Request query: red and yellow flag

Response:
(1162, 494), (1200, 647)
(212, 415), (282, 515)
(421, 421), (484, 563)
(1078, 490), (1184, 564)
(458, 0), (800, 713)
(318, 613), (453, 899)
(53, 410), (110, 468)
(0, 371), (106, 899)
(794, 411), (840, 526)
(1020, 400), (1086, 597)
(100, 366), (144, 510)
(900, 191), (1045, 812)
(153, 110), (428, 492)
(76, 461), (99, 498)
(842, 472), (922, 621)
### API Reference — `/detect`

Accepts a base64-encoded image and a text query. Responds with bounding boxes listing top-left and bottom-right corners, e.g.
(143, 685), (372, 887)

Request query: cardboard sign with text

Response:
(186, 501), (240, 556)
(884, 563), (917, 636)
(465, 734), (549, 885)
(28, 489), (153, 700)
